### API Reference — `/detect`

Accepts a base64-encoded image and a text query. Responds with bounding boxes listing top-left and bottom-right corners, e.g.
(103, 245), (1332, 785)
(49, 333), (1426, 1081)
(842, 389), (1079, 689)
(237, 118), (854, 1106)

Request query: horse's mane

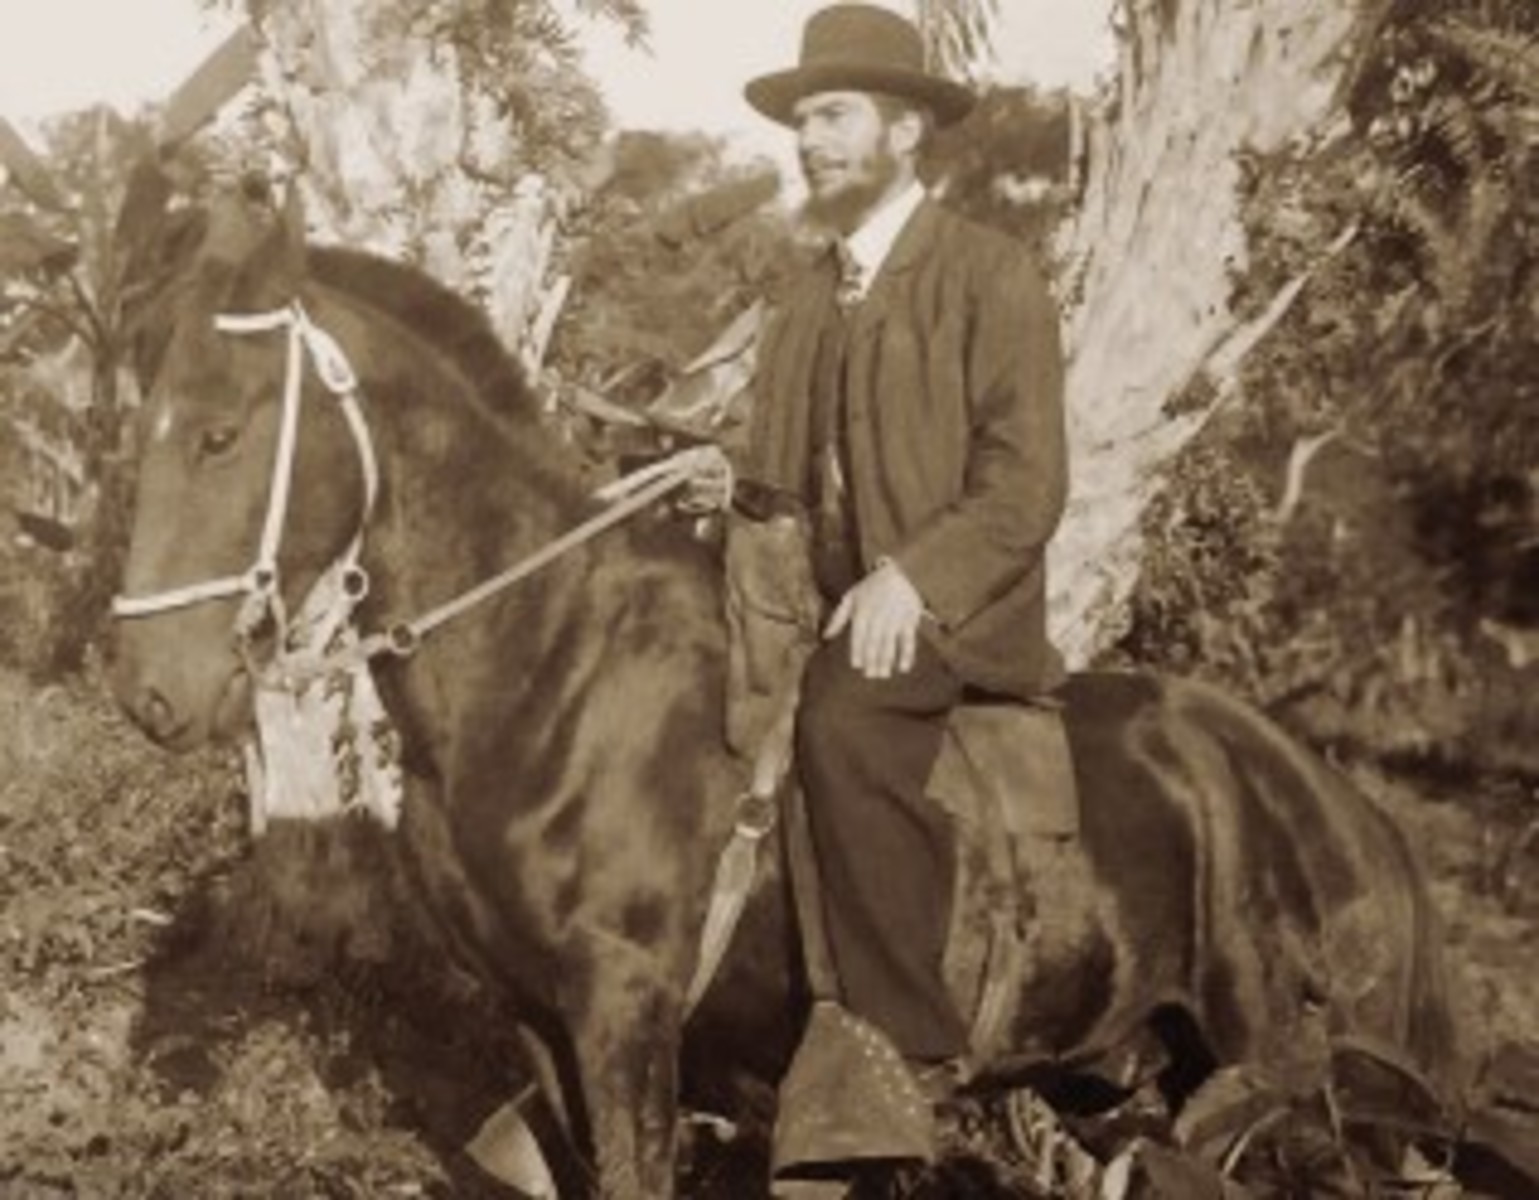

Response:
(307, 246), (717, 600)
(307, 246), (543, 426)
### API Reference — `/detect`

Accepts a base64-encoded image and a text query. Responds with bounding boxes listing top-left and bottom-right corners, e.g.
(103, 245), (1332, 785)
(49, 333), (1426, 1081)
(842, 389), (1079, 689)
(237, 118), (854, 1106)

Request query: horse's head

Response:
(112, 185), (373, 749)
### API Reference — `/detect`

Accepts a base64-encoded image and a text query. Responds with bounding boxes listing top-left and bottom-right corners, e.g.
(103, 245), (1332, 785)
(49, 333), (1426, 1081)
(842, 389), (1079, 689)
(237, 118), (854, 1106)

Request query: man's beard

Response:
(802, 151), (902, 234)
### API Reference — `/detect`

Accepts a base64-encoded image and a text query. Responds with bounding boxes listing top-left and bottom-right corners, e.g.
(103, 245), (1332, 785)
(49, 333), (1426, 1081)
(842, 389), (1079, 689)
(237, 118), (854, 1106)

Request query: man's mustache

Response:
(802, 155), (847, 176)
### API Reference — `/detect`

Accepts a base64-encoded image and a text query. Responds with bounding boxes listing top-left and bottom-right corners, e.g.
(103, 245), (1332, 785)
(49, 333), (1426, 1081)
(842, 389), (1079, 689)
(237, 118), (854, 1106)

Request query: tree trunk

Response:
(245, 2), (566, 362)
(1046, 0), (1382, 666)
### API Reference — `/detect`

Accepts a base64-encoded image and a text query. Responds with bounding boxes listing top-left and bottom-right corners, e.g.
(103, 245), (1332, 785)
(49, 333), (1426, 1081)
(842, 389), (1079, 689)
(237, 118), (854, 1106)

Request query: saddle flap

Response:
(929, 700), (1078, 839)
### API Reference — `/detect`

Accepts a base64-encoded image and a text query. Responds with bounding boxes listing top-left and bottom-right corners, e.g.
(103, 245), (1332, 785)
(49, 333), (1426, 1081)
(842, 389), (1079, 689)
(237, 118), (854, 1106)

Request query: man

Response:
(739, 1), (1069, 1125)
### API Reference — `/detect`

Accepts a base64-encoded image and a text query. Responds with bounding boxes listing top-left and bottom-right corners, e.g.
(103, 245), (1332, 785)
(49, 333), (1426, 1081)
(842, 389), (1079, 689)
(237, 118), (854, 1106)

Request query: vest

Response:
(808, 309), (860, 602)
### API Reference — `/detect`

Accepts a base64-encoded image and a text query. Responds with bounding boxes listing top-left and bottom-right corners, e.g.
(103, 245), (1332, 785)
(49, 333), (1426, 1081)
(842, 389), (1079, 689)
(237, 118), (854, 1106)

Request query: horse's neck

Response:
(371, 408), (583, 607)
(320, 284), (731, 817)
(341, 298), (593, 686)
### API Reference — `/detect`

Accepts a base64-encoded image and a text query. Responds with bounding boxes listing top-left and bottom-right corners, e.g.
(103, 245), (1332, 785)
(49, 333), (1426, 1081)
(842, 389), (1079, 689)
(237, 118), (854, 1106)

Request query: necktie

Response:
(834, 240), (864, 311)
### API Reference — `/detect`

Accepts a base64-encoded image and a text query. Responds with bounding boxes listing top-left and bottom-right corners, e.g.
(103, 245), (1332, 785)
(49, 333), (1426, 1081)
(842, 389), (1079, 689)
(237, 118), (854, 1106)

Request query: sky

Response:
(0, 0), (242, 123)
(0, 0), (1115, 139)
(581, 0), (1116, 142)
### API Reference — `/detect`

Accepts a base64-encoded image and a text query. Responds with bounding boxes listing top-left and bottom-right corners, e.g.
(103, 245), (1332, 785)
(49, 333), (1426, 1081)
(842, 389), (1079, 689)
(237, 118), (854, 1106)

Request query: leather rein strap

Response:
(112, 301), (726, 676)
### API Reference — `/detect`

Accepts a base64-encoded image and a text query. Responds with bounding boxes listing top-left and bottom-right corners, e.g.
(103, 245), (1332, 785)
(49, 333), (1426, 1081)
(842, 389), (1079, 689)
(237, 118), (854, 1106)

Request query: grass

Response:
(0, 663), (453, 1199)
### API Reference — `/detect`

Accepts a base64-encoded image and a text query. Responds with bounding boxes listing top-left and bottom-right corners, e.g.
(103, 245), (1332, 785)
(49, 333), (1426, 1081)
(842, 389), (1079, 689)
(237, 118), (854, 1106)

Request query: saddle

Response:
(725, 505), (1079, 844)
(724, 513), (1081, 1176)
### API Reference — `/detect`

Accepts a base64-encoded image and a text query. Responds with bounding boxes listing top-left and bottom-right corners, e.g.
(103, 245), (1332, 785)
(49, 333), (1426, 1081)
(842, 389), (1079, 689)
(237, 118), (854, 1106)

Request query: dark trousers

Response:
(795, 633), (970, 1062)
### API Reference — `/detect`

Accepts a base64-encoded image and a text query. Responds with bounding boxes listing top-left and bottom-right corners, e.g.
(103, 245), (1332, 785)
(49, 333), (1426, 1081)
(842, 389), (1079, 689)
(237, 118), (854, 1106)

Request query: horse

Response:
(110, 189), (1461, 1198)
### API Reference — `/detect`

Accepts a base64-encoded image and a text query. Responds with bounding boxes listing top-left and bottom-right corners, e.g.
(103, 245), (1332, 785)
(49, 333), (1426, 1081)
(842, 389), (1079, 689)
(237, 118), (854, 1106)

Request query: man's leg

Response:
(796, 633), (968, 1062)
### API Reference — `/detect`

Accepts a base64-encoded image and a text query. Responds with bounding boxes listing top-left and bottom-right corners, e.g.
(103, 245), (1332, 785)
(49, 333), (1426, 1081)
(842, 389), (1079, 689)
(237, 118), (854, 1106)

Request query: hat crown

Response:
(798, 4), (928, 76)
(743, 2), (975, 128)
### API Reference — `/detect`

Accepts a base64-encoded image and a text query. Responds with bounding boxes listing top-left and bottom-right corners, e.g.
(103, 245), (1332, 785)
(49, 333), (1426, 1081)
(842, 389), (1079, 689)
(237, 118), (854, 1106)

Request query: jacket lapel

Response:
(747, 256), (843, 496)
(747, 204), (942, 493)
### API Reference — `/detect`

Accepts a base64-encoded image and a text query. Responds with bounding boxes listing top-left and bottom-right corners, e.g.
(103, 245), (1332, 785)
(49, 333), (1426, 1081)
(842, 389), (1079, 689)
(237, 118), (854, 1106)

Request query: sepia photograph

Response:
(1, 0), (1536, 1196)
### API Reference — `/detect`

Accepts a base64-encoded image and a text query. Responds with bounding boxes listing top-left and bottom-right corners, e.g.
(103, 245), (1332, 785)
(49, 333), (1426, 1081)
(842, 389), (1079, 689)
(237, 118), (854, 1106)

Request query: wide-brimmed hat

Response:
(745, 4), (975, 129)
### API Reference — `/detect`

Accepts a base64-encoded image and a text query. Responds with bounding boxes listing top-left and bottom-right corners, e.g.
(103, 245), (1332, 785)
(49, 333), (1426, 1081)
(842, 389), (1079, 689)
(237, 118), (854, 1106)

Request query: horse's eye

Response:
(198, 425), (240, 459)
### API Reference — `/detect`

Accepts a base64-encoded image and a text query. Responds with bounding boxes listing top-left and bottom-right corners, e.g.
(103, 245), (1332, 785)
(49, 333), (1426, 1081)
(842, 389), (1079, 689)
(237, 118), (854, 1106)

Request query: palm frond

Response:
(917, 0), (1000, 79)
(1429, 19), (1539, 108)
(1421, 91), (1489, 177)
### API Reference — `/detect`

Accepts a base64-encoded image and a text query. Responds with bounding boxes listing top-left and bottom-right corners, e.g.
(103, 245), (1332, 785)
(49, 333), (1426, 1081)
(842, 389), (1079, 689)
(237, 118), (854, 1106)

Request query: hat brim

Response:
(745, 64), (975, 129)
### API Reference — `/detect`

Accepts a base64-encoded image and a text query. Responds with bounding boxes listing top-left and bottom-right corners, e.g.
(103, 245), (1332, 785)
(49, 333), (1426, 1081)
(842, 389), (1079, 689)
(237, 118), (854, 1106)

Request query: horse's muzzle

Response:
(111, 637), (252, 751)
(122, 680), (192, 748)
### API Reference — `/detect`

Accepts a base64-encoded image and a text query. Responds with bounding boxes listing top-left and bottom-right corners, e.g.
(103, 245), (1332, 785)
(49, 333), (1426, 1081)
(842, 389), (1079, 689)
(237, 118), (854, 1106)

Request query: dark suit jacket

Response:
(744, 199), (1068, 698)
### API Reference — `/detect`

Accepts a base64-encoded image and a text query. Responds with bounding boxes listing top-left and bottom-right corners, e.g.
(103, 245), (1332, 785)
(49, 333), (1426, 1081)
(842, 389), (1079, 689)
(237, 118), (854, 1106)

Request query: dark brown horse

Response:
(111, 194), (1461, 1197)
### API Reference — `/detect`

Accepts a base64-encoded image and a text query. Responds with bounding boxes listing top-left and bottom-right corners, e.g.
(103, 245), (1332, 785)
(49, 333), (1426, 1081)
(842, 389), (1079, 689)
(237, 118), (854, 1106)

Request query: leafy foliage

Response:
(1119, 0), (1539, 788)
(0, 111), (256, 680)
(549, 131), (793, 408)
(0, 112), (153, 679)
(927, 85), (1078, 257)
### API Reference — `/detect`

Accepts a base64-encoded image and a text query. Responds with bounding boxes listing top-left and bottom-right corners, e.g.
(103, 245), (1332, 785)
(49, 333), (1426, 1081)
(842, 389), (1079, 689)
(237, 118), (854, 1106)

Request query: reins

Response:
(350, 443), (727, 665)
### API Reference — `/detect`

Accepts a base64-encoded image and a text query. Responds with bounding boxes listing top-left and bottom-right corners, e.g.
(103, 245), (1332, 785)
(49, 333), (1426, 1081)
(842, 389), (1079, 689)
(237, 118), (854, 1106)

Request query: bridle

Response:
(111, 297), (760, 1013)
(111, 301), (728, 680)
(112, 302), (379, 660)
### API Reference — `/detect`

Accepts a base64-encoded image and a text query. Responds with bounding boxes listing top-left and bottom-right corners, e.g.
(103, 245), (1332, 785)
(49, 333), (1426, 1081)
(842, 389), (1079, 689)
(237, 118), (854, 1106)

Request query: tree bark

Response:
(1046, 0), (1381, 666)
(245, 2), (565, 361)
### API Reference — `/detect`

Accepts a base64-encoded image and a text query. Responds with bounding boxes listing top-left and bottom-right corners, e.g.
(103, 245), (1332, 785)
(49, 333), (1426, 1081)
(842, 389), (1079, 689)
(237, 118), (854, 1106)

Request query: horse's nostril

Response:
(139, 688), (182, 744)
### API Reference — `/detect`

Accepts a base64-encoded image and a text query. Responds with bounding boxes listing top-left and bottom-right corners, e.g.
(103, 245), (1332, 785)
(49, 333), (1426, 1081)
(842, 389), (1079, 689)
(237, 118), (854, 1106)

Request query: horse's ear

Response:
(113, 156), (175, 275)
(275, 180), (307, 291)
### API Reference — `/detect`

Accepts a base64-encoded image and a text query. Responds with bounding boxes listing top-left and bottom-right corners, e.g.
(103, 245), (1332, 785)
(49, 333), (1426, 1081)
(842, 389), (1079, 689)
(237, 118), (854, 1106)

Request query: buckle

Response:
(383, 622), (421, 658)
(734, 790), (778, 839)
(733, 480), (804, 523)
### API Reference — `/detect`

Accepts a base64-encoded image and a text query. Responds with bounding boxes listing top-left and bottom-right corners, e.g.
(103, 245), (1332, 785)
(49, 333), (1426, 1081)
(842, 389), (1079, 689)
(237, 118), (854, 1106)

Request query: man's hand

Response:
(676, 446), (735, 514)
(824, 559), (925, 678)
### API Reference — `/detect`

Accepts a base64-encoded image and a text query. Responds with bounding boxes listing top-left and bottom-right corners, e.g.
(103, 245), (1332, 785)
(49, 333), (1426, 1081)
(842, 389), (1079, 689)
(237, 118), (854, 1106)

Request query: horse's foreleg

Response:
(565, 935), (685, 1199)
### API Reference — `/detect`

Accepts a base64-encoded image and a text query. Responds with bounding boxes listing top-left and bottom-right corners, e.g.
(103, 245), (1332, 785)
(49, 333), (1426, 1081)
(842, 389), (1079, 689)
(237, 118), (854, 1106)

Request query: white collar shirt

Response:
(841, 181), (926, 301)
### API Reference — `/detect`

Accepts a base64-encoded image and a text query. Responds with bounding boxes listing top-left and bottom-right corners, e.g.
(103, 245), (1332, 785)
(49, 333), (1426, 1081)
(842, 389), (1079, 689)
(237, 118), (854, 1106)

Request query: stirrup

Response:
(772, 1002), (937, 1179)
